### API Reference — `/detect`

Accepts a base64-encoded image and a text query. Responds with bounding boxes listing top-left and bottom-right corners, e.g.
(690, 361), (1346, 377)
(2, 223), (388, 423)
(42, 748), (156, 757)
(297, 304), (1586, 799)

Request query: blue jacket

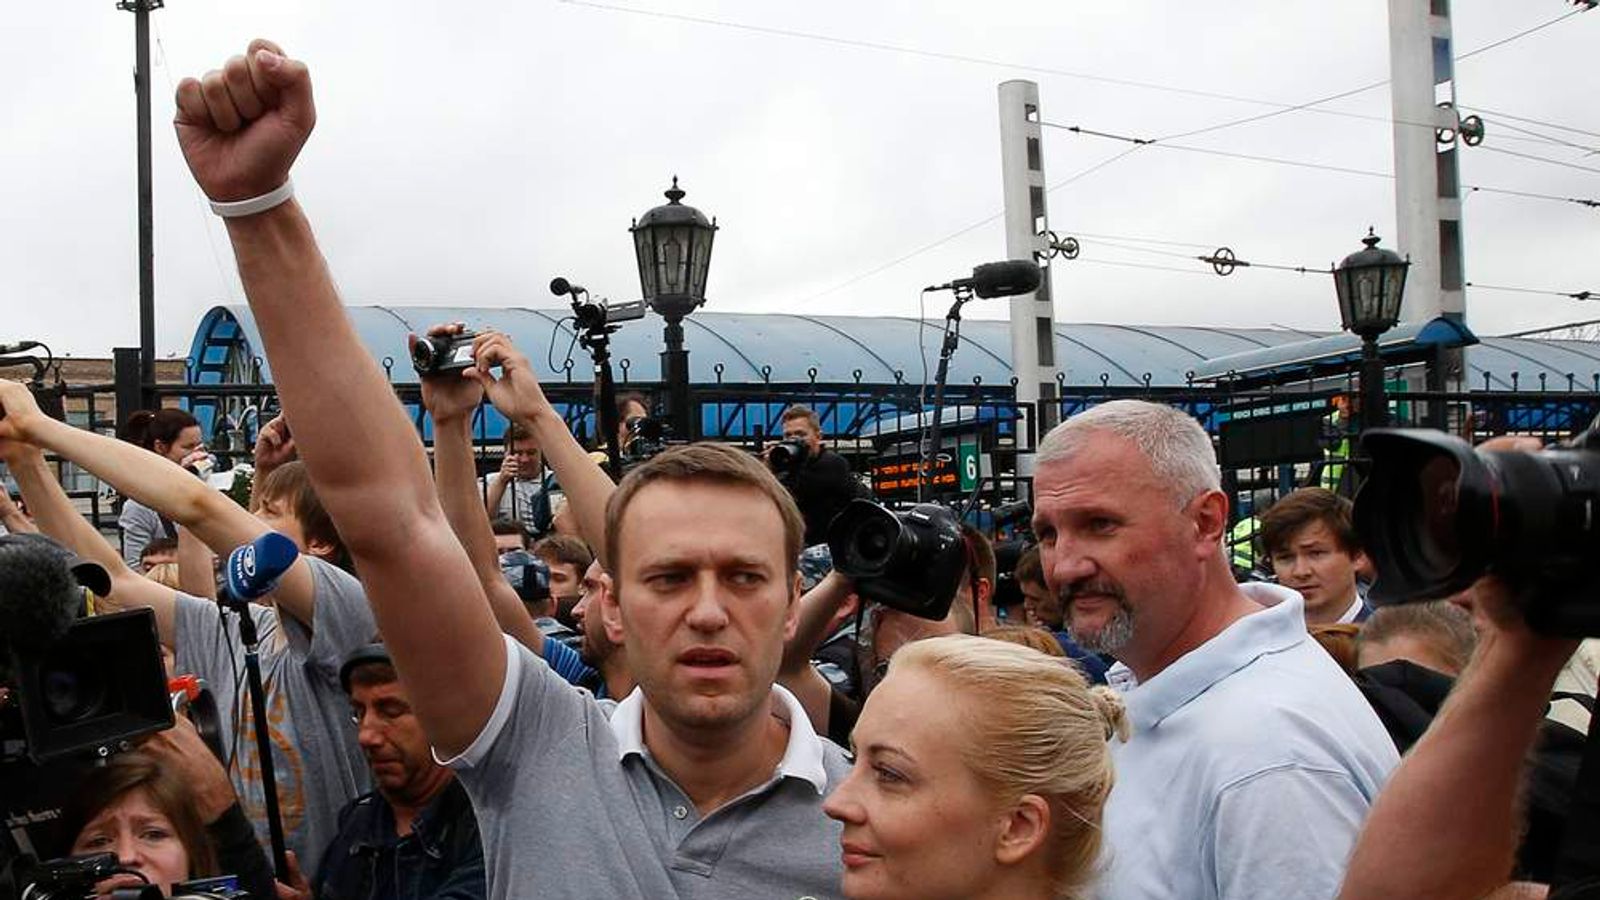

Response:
(312, 778), (485, 900)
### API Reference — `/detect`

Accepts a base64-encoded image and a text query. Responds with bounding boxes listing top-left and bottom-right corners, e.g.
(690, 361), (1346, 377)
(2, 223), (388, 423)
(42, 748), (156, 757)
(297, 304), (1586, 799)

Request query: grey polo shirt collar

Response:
(1120, 583), (1307, 732)
(608, 683), (830, 794)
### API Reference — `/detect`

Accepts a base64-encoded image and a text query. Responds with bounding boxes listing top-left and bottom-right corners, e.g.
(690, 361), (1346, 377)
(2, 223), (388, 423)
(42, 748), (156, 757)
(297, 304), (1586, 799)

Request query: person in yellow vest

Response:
(1319, 394), (1353, 494)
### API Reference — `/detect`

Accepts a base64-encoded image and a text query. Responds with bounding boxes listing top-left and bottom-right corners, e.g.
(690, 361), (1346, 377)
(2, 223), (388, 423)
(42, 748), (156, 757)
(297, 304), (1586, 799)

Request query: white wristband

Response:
(209, 179), (294, 218)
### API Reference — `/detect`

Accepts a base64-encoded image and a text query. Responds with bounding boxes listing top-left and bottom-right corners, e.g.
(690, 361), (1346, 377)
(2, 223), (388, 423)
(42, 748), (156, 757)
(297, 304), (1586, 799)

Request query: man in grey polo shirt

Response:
(1031, 401), (1397, 900)
(166, 42), (847, 899)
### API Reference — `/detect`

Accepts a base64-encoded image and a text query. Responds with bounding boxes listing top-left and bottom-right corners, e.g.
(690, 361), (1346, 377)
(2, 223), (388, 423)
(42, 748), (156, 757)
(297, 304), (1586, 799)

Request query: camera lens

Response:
(410, 339), (436, 372)
(849, 516), (898, 570)
(1413, 453), (1464, 574)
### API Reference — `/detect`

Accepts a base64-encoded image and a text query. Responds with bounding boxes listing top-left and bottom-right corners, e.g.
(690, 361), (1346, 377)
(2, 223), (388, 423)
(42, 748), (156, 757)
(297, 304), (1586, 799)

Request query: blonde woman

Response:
(824, 634), (1127, 900)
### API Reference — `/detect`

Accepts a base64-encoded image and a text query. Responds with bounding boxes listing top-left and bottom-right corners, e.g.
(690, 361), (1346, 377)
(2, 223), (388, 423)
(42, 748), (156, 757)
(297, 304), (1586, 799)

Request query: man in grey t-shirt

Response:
(0, 405), (377, 883)
(169, 48), (849, 899)
(173, 556), (376, 879)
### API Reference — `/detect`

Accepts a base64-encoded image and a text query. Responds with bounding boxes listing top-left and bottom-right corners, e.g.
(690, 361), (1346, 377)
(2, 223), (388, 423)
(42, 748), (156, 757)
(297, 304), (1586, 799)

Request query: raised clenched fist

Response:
(173, 39), (316, 204)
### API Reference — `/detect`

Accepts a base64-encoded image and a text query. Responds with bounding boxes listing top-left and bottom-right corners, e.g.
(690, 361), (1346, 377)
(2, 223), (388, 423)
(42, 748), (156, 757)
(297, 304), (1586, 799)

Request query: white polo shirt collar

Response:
(609, 683), (830, 793)
(1123, 582), (1308, 732)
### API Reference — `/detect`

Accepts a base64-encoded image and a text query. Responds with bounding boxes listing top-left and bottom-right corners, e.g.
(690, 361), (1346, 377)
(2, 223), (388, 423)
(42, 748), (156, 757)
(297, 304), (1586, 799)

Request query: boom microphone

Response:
(926, 260), (1042, 299)
(0, 340), (44, 355)
(224, 531), (300, 603)
(549, 277), (587, 298)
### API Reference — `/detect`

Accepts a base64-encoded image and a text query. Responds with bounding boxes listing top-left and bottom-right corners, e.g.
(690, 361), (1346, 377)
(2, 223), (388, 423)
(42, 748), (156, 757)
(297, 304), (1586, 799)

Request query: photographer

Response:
(481, 423), (555, 539)
(770, 405), (867, 547)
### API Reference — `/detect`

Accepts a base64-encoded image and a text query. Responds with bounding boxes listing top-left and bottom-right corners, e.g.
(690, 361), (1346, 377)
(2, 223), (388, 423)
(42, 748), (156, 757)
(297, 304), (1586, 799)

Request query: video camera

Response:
(549, 278), (646, 332)
(0, 534), (175, 897)
(827, 499), (967, 621)
(622, 416), (672, 465)
(1354, 412), (1600, 637)
(410, 330), (479, 376)
(17, 853), (247, 899)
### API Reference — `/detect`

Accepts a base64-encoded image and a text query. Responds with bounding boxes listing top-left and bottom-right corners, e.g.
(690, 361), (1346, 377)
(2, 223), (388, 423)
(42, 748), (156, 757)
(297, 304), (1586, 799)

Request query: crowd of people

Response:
(0, 39), (1595, 900)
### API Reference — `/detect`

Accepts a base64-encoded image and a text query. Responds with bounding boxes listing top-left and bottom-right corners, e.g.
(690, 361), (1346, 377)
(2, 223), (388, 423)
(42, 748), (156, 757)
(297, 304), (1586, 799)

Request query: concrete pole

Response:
(1387, 0), (1467, 329)
(997, 80), (1061, 451)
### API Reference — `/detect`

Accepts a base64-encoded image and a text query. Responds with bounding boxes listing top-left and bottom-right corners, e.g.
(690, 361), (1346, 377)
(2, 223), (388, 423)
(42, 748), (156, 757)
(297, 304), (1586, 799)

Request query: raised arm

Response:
(249, 414), (296, 512)
(0, 383), (317, 626)
(1338, 577), (1578, 900)
(169, 41), (502, 757)
(0, 434), (180, 644)
(176, 525), (218, 600)
(777, 571), (854, 733)
(466, 333), (618, 569)
(417, 325), (543, 653)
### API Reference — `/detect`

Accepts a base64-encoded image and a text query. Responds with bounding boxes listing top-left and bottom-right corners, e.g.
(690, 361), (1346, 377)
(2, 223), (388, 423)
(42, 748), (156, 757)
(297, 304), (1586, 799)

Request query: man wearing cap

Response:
(281, 644), (485, 900)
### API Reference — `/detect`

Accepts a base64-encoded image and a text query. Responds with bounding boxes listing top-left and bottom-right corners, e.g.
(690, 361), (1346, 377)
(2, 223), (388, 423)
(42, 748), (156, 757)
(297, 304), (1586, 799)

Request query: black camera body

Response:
(1355, 416), (1600, 637)
(17, 853), (248, 899)
(622, 416), (671, 464)
(500, 551), (551, 607)
(827, 499), (966, 621)
(768, 438), (811, 474)
(572, 298), (647, 332)
(410, 330), (478, 376)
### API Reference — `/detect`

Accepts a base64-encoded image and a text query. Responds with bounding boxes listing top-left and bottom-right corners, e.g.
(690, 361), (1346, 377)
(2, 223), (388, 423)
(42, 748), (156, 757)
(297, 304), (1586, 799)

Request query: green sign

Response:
(958, 443), (979, 492)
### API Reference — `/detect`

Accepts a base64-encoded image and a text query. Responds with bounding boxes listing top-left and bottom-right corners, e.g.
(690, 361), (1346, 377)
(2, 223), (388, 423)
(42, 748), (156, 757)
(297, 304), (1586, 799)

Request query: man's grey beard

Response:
(1065, 599), (1136, 656)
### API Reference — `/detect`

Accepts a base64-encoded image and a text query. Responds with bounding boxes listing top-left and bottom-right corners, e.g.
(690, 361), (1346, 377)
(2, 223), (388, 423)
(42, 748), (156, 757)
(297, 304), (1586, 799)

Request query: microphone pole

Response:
(554, 277), (625, 481)
(920, 285), (974, 502)
(216, 532), (300, 879)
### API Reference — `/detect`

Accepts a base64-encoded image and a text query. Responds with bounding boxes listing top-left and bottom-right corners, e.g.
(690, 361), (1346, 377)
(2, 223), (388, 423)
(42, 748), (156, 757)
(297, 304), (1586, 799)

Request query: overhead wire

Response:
(1475, 145), (1600, 175)
(1468, 282), (1596, 301)
(1040, 120), (1600, 209)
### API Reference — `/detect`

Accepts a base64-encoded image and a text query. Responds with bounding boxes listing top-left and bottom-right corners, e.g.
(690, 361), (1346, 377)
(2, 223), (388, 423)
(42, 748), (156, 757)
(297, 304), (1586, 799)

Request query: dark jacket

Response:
(781, 448), (867, 547)
(312, 778), (485, 900)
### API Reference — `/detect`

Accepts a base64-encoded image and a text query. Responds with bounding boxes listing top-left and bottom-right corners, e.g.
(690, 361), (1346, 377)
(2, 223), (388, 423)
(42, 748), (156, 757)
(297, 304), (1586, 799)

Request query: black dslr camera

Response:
(768, 438), (810, 474)
(1354, 413), (1600, 637)
(410, 330), (478, 376)
(827, 499), (967, 621)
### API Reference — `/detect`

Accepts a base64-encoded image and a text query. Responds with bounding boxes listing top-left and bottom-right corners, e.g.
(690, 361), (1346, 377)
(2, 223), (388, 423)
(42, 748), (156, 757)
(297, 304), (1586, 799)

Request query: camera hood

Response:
(827, 499), (966, 621)
(1356, 428), (1498, 604)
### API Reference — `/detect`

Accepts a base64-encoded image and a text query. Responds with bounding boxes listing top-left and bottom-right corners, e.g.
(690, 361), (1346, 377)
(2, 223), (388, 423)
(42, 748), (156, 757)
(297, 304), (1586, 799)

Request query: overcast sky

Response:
(5, 1), (1596, 359)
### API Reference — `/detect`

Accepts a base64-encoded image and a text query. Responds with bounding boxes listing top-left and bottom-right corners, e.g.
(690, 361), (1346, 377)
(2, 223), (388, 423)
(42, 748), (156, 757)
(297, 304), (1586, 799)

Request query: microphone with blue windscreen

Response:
(224, 531), (300, 604)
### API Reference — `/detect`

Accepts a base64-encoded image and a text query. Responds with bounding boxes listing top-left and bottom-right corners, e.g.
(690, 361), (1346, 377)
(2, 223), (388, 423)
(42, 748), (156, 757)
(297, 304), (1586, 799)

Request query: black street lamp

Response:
(630, 177), (717, 441)
(1333, 228), (1409, 430)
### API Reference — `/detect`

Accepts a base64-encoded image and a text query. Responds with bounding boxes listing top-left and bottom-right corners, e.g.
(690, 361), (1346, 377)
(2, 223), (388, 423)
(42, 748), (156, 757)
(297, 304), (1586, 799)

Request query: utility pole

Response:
(120, 0), (164, 411)
(1388, 0), (1466, 418)
(997, 80), (1062, 453)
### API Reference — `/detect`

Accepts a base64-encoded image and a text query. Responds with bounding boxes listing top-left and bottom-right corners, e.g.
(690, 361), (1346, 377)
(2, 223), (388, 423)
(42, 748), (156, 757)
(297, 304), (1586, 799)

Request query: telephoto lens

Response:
(410, 330), (478, 376)
(768, 438), (810, 473)
(1355, 416), (1600, 637)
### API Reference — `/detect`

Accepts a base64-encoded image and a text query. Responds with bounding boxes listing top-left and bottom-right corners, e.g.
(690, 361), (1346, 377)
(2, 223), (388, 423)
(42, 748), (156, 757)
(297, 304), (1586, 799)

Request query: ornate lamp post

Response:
(1334, 228), (1409, 430)
(630, 177), (717, 441)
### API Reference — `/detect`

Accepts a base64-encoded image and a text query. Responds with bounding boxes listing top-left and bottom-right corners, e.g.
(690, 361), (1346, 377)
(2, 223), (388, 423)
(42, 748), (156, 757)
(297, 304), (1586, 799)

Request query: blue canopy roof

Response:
(187, 304), (1600, 393)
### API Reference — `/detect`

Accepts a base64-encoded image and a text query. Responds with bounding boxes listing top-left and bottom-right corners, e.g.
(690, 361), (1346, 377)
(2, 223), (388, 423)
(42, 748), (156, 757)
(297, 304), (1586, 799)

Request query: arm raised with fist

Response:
(172, 43), (503, 758)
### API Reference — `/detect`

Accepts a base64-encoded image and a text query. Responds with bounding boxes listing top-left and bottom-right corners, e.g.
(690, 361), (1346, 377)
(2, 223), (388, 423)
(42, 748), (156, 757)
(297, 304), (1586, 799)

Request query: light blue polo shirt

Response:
(1098, 584), (1397, 900)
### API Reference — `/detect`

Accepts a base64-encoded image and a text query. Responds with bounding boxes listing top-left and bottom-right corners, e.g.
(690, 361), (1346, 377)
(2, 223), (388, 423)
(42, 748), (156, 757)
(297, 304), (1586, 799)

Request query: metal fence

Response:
(17, 357), (1600, 547)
